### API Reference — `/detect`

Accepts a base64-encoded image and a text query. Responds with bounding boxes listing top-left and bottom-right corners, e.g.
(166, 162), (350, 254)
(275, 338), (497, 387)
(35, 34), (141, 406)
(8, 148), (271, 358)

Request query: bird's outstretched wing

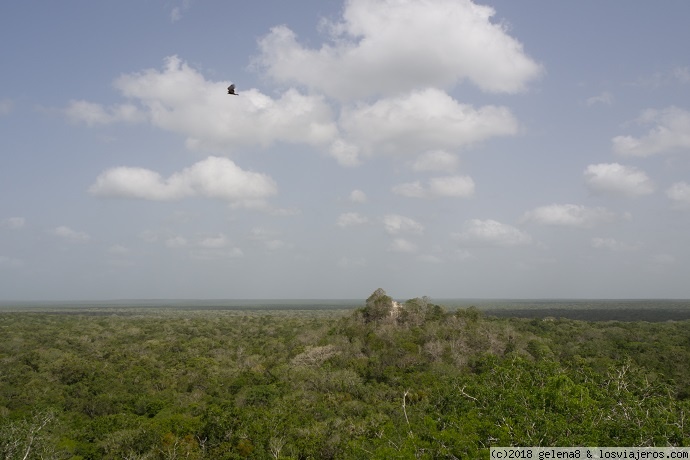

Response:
(227, 84), (237, 95)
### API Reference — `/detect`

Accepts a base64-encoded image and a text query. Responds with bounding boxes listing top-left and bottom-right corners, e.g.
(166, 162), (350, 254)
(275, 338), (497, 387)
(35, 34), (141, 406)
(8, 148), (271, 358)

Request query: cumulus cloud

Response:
(393, 175), (475, 198)
(246, 227), (290, 251)
(170, 0), (192, 22)
(198, 234), (229, 249)
(429, 176), (476, 198)
(452, 219), (531, 247)
(521, 204), (619, 228)
(389, 238), (418, 253)
(339, 88), (518, 158)
(612, 107), (690, 156)
(255, 0), (542, 100)
(631, 68), (690, 88)
(591, 237), (640, 252)
(1, 217), (25, 229)
(190, 247), (244, 260)
(409, 150), (459, 172)
(584, 163), (654, 197)
(165, 236), (188, 248)
(249, 227), (279, 241)
(674, 66), (690, 84)
(348, 189), (367, 203)
(585, 92), (613, 107)
(336, 212), (368, 227)
(666, 181), (690, 207)
(383, 214), (424, 235)
(263, 239), (288, 251)
(328, 139), (361, 166)
(89, 156), (277, 209)
(163, 233), (244, 259)
(392, 181), (426, 198)
(52, 226), (90, 242)
(67, 56), (337, 152)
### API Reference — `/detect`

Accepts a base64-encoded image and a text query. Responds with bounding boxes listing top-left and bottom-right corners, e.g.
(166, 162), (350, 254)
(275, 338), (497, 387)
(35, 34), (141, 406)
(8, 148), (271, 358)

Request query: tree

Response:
(0, 410), (55, 460)
(362, 288), (394, 323)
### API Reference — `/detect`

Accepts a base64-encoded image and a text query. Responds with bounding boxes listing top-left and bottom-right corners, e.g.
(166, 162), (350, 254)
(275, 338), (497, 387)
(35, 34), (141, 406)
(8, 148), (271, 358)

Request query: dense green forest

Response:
(1, 289), (690, 459)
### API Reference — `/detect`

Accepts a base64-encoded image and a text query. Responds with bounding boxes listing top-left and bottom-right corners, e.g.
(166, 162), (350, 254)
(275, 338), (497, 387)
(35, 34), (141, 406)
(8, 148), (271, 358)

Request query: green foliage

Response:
(1, 297), (690, 458)
(361, 288), (394, 323)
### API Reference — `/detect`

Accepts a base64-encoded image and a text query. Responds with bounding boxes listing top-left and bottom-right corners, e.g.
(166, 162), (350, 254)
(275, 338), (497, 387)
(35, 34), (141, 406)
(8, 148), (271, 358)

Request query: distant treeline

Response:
(485, 308), (690, 322)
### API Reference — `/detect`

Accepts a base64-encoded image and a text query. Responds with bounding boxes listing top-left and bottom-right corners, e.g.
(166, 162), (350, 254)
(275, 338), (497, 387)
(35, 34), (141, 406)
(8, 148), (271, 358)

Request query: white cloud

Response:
(247, 228), (289, 251)
(255, 0), (542, 100)
(584, 163), (654, 197)
(68, 56), (337, 152)
(591, 237), (640, 252)
(337, 212), (368, 227)
(452, 219), (531, 247)
(418, 254), (443, 264)
(164, 233), (244, 259)
(89, 156), (277, 209)
(170, 7), (182, 22)
(165, 236), (188, 248)
(521, 204), (619, 228)
(632, 68), (690, 88)
(392, 181), (426, 198)
(585, 91), (613, 107)
(65, 100), (144, 126)
(264, 239), (288, 251)
(410, 150), (459, 172)
(170, 0), (191, 23)
(328, 139), (361, 166)
(612, 107), (690, 156)
(339, 88), (518, 158)
(389, 238), (418, 253)
(348, 189), (367, 203)
(666, 181), (690, 207)
(393, 175), (475, 198)
(198, 234), (229, 249)
(249, 227), (279, 240)
(429, 176), (476, 198)
(190, 247), (244, 260)
(674, 66), (690, 84)
(53, 226), (90, 242)
(1, 217), (25, 229)
(383, 214), (424, 235)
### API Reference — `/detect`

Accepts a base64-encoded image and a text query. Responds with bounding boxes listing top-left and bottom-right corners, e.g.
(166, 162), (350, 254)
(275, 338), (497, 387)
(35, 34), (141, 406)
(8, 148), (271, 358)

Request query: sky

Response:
(2, 1), (690, 301)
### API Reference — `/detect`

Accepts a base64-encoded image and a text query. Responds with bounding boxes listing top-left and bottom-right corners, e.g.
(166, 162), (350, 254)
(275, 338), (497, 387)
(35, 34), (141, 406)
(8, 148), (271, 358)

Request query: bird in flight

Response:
(227, 84), (238, 95)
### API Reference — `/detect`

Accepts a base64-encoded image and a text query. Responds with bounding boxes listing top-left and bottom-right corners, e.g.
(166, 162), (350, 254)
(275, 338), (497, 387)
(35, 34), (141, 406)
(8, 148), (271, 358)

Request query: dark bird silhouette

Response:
(227, 84), (238, 95)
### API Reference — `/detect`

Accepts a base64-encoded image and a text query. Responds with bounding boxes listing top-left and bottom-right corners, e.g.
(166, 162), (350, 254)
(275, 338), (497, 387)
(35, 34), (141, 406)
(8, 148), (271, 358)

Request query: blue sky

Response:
(2, 0), (690, 301)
